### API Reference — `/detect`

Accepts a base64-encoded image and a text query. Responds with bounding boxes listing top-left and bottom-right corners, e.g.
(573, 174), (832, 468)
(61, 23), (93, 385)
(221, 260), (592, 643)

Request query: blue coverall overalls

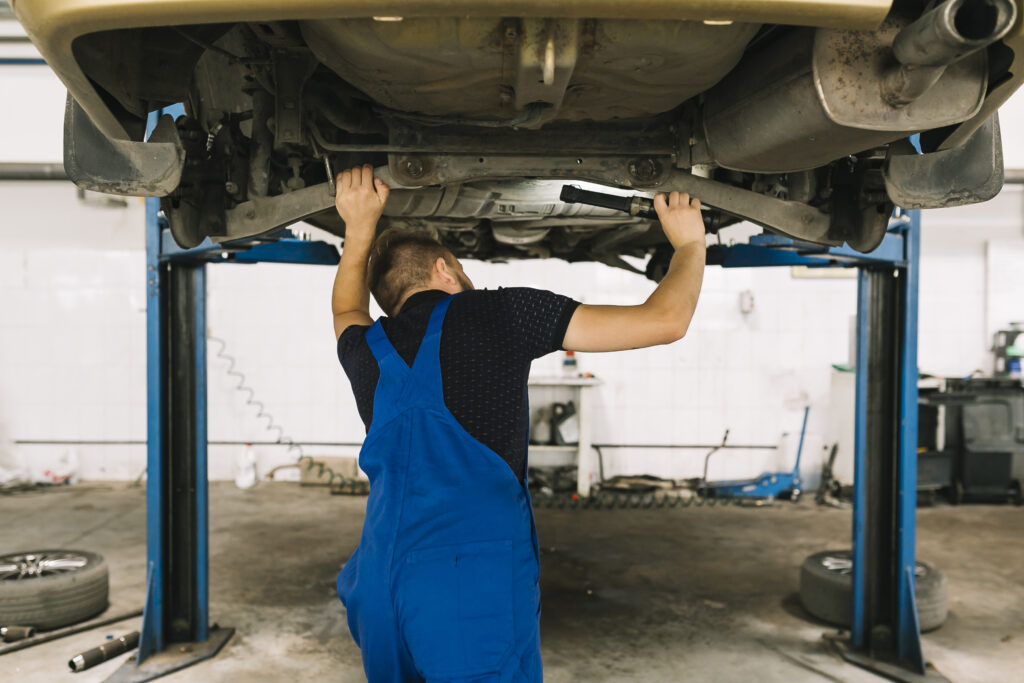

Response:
(337, 295), (543, 682)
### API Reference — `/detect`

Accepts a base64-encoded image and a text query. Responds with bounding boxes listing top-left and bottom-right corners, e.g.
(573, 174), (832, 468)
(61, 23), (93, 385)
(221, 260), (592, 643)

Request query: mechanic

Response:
(331, 164), (706, 682)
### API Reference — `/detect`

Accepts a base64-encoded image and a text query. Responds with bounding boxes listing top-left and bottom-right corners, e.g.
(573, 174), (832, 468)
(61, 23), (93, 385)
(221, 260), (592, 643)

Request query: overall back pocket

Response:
(396, 539), (518, 679)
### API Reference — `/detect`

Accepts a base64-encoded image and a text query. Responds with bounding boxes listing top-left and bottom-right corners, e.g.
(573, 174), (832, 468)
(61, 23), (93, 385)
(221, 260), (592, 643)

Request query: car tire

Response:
(799, 550), (948, 632)
(0, 550), (109, 630)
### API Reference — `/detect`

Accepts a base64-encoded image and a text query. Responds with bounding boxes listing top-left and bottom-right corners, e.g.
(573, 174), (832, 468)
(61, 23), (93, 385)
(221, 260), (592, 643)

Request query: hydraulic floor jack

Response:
(699, 407), (809, 503)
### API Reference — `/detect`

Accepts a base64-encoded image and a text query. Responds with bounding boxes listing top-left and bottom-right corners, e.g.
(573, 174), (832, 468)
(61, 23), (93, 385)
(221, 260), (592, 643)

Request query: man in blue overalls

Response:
(331, 165), (707, 682)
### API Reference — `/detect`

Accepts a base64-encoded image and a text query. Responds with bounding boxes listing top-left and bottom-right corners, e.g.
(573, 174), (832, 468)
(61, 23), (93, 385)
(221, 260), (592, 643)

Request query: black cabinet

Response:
(940, 378), (1023, 504)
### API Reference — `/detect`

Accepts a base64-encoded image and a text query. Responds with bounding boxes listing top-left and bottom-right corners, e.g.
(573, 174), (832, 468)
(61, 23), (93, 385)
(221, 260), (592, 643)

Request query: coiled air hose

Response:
(208, 335), (367, 495)
(530, 490), (743, 510)
(209, 335), (754, 507)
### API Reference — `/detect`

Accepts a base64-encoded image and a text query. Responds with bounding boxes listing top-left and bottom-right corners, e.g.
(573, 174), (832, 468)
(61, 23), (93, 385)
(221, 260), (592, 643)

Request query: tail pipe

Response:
(884, 0), (1018, 106)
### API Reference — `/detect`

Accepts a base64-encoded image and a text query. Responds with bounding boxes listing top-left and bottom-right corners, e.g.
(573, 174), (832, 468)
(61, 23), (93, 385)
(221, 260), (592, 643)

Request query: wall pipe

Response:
(0, 162), (67, 180)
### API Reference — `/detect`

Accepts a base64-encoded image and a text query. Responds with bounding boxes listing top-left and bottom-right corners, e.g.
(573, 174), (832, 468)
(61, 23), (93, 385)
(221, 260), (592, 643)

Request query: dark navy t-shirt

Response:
(337, 288), (580, 481)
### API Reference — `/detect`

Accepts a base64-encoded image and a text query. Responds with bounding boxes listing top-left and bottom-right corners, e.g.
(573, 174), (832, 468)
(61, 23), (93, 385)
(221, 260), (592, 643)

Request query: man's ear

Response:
(434, 256), (457, 285)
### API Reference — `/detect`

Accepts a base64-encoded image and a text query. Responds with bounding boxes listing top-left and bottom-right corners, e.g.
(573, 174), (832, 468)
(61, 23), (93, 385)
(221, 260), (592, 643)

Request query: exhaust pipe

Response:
(883, 0), (1018, 106)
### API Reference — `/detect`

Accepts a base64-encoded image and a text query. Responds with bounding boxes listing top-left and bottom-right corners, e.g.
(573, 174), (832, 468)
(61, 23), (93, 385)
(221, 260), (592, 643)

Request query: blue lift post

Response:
(130, 166), (929, 679)
(710, 212), (936, 681)
(108, 110), (234, 682)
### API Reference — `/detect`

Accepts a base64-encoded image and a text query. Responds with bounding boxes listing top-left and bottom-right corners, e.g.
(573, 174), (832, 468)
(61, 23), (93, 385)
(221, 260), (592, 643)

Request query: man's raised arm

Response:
(562, 191), (706, 352)
(332, 165), (390, 340)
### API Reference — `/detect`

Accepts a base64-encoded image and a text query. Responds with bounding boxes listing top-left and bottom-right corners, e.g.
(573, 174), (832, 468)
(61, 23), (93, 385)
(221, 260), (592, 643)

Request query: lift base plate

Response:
(105, 626), (234, 683)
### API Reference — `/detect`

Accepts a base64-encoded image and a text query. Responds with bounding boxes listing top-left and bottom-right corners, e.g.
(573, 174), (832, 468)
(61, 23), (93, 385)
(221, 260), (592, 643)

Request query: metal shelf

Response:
(528, 376), (603, 387)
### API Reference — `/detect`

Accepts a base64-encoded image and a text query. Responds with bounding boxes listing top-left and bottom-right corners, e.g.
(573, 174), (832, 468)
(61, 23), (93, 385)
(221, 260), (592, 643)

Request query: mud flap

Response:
(884, 114), (1004, 209)
(63, 94), (184, 197)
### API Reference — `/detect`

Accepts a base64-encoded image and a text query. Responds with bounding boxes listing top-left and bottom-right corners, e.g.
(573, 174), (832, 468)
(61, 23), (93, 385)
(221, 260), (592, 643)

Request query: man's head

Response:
(366, 228), (475, 316)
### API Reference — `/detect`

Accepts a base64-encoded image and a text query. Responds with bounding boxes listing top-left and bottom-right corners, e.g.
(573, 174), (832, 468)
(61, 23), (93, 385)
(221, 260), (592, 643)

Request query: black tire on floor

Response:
(799, 550), (948, 633)
(0, 550), (109, 630)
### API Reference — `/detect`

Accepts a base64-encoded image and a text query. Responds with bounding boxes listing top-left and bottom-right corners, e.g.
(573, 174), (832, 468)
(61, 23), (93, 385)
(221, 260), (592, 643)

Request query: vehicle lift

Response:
(125, 108), (933, 681)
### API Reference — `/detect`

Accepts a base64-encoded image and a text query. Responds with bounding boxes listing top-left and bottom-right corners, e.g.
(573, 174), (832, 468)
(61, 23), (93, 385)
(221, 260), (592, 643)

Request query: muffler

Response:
(702, 0), (1018, 173)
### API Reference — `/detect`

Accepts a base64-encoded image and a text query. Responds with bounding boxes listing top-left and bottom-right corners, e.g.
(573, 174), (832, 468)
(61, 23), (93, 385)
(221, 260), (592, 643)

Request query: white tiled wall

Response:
(3, 185), (1020, 485)
(1, 66), (1023, 487)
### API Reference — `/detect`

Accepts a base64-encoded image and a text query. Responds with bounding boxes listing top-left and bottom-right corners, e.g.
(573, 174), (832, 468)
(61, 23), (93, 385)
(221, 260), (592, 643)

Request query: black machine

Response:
(992, 327), (1024, 379)
(921, 377), (1024, 505)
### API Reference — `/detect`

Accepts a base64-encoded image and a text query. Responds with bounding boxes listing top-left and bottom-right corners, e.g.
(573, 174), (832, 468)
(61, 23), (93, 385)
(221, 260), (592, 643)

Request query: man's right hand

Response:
(653, 191), (705, 249)
(335, 164), (390, 241)
(562, 191), (707, 353)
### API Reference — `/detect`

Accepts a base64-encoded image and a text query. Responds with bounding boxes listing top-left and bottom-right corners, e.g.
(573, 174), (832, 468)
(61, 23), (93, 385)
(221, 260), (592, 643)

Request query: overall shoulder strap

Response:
(366, 321), (410, 376)
(411, 295), (455, 377)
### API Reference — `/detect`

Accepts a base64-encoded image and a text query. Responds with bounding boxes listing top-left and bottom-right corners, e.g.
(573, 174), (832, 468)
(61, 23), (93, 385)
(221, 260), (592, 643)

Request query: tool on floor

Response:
(68, 630), (139, 673)
(0, 608), (143, 657)
(559, 185), (721, 231)
(700, 406), (809, 502)
(1, 625), (36, 642)
(816, 443), (850, 508)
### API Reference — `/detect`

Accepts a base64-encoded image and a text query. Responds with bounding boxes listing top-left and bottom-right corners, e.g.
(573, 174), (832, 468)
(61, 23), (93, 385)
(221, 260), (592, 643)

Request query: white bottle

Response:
(235, 444), (257, 489)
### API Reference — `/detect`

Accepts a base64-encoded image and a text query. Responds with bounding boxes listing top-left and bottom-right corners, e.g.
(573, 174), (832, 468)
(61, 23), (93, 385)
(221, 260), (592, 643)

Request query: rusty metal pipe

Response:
(68, 631), (139, 673)
(1, 625), (37, 642)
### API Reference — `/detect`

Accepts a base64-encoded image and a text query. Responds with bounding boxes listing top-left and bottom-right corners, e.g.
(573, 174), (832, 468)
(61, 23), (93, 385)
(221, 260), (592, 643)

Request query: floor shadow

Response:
(780, 591), (842, 629)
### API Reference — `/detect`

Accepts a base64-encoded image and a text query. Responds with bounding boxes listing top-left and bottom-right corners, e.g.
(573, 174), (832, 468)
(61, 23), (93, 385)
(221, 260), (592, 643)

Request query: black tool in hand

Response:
(559, 185), (658, 219)
(559, 184), (720, 231)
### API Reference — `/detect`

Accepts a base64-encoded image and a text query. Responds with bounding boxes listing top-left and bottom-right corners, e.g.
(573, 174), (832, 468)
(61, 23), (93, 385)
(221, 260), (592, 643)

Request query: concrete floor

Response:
(1, 482), (1021, 682)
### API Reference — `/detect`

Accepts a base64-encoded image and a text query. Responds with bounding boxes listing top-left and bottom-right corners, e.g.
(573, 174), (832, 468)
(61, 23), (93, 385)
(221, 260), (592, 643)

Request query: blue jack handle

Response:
(793, 406), (810, 474)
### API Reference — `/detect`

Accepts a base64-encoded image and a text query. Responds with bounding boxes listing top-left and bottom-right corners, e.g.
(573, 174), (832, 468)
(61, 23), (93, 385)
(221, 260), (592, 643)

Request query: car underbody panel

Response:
(299, 18), (762, 127)
(13, 0), (1024, 277)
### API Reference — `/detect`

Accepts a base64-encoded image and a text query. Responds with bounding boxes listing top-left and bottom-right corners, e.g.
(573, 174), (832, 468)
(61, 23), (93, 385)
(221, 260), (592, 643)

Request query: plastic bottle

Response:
(235, 444), (257, 489)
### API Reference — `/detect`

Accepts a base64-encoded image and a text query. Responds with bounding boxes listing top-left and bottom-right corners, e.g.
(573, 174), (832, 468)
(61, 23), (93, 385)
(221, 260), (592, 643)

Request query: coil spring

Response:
(207, 335), (368, 495)
(531, 490), (745, 510)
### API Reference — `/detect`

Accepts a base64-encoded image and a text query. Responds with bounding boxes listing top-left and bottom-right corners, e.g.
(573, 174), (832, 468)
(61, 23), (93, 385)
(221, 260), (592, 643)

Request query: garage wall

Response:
(2, 62), (1023, 488)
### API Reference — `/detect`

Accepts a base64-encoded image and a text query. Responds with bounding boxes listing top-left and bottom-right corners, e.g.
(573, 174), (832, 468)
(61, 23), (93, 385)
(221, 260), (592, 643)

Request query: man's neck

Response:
(393, 288), (447, 315)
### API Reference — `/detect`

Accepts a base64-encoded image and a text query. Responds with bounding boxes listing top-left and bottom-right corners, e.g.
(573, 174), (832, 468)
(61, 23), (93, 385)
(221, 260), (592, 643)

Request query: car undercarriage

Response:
(20, 0), (1023, 279)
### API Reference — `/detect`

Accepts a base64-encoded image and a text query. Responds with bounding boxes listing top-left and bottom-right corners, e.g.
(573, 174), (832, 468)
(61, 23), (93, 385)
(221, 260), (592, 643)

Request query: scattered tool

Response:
(816, 443), (851, 508)
(700, 407), (809, 502)
(69, 630), (139, 673)
(1, 625), (36, 642)
(0, 608), (143, 657)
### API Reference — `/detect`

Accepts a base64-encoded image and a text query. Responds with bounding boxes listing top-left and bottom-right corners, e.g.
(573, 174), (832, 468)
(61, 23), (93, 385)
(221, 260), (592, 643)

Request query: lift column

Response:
(835, 211), (933, 680)
(108, 109), (234, 679)
(707, 211), (932, 680)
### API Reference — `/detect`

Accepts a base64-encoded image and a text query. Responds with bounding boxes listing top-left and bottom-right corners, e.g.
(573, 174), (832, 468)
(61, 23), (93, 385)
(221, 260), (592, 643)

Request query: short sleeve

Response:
(337, 324), (371, 366)
(337, 323), (377, 430)
(500, 288), (580, 360)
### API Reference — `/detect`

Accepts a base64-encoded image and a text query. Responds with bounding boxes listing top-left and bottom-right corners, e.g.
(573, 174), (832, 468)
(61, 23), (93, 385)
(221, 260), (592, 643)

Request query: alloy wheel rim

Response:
(0, 552), (89, 580)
